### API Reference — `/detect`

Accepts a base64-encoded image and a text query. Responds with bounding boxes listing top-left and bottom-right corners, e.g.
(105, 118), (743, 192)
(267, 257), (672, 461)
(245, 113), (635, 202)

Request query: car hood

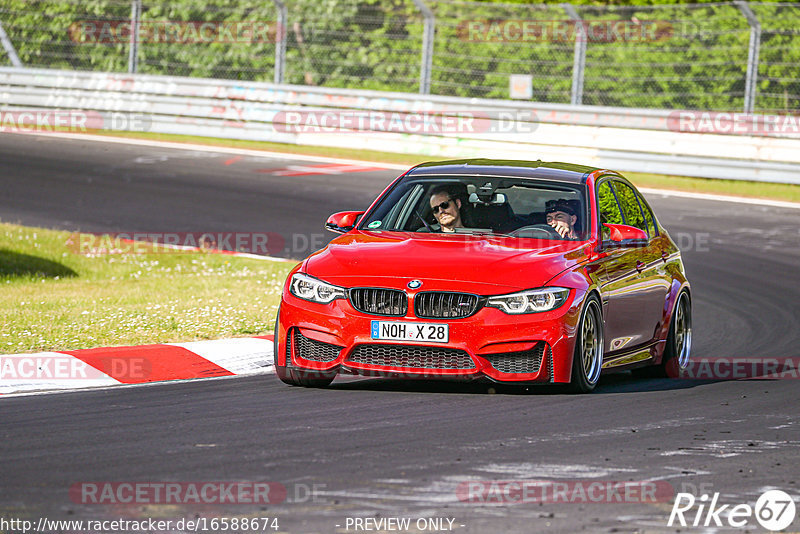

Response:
(304, 231), (589, 293)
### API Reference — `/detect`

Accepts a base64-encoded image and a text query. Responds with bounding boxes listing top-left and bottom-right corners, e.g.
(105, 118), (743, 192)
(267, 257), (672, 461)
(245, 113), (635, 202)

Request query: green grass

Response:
(98, 130), (800, 203)
(624, 172), (800, 203)
(0, 222), (296, 353)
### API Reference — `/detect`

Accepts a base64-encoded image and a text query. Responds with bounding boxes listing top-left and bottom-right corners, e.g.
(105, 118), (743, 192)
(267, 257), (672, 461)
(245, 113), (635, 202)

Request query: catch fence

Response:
(1, 0), (798, 113)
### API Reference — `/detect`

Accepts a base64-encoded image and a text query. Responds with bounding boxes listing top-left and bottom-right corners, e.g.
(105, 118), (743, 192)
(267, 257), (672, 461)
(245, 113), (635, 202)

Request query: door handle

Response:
(636, 260), (645, 273)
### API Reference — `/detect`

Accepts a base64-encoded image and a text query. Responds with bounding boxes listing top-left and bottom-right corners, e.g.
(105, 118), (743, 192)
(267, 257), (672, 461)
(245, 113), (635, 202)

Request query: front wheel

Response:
(569, 296), (604, 393)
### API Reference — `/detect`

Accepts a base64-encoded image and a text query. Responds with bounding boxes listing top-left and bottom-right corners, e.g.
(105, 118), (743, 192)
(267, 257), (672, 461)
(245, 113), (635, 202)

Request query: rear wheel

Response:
(274, 317), (335, 388)
(634, 291), (692, 378)
(569, 296), (603, 393)
(662, 291), (692, 378)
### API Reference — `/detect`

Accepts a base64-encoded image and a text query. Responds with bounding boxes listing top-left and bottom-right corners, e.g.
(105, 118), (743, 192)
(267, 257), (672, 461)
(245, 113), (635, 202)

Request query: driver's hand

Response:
(550, 221), (571, 238)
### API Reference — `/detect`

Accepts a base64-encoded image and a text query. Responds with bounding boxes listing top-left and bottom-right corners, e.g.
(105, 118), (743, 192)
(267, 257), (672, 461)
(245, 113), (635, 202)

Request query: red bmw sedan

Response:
(275, 159), (692, 392)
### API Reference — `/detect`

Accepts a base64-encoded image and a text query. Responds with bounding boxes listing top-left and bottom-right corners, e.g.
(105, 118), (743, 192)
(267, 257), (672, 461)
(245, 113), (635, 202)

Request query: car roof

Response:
(406, 159), (605, 184)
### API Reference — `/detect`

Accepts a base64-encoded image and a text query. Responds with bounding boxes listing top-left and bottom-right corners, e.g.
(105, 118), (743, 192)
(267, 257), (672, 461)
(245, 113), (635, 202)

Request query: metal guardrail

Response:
(1, 67), (799, 184)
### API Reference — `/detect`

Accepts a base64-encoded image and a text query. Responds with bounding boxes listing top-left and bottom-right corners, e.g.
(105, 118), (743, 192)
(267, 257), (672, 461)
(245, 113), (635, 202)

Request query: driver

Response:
(545, 199), (580, 240)
(429, 186), (465, 233)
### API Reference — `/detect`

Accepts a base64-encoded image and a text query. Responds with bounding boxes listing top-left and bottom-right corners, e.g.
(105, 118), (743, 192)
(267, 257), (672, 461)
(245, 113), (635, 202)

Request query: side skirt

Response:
(601, 342), (658, 371)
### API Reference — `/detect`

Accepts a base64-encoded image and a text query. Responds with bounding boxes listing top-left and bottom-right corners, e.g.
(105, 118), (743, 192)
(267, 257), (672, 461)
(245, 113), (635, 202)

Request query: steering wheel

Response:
(507, 224), (562, 239)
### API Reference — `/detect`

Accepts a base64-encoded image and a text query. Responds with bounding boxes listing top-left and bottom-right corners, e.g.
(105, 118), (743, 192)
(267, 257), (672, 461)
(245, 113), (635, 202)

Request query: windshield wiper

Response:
(454, 228), (513, 238)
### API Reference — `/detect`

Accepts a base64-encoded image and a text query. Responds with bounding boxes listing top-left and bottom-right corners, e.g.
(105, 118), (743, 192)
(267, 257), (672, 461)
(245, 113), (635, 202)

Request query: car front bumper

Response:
(277, 288), (587, 384)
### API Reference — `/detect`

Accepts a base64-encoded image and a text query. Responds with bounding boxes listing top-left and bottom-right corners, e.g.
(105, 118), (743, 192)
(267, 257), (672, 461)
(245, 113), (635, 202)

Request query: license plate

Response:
(371, 321), (449, 343)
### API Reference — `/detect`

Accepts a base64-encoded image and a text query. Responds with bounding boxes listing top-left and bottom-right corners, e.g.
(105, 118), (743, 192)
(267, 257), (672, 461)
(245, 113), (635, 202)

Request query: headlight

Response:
(486, 287), (570, 314)
(289, 273), (347, 304)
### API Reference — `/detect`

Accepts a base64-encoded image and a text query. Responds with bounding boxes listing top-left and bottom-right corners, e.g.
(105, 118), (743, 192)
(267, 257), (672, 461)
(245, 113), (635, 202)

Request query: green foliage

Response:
(611, 181), (646, 230)
(597, 182), (623, 227)
(0, 221), (294, 351)
(0, 0), (796, 111)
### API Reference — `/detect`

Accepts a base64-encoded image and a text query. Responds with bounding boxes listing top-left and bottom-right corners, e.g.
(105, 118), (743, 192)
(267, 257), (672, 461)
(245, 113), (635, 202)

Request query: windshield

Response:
(359, 175), (588, 241)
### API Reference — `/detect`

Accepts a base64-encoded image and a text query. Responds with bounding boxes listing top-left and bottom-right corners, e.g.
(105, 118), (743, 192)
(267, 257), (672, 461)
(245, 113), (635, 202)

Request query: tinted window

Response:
(639, 195), (658, 237)
(597, 181), (623, 240)
(359, 175), (587, 240)
(611, 181), (647, 235)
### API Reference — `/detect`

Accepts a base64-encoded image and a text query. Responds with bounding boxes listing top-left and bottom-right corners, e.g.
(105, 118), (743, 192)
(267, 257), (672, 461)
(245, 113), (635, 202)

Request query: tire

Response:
(634, 291), (692, 379)
(569, 295), (604, 393)
(662, 291), (692, 378)
(274, 317), (335, 388)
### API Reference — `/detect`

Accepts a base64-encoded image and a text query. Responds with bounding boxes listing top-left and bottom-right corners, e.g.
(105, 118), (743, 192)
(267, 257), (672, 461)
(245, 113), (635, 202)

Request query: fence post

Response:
(562, 3), (586, 106)
(735, 1), (761, 113)
(412, 0), (434, 94)
(0, 21), (22, 67)
(128, 0), (141, 74)
(272, 0), (287, 84)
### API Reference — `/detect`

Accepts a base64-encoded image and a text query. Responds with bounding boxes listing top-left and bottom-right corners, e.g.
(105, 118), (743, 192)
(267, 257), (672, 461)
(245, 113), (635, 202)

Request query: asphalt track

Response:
(2, 134), (800, 533)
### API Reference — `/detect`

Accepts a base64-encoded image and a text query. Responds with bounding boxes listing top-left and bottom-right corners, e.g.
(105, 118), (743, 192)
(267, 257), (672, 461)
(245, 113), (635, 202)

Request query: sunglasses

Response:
(431, 198), (455, 214)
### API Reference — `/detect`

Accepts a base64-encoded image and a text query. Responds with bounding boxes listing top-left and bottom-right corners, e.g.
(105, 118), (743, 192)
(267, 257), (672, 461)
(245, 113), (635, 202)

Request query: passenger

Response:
(545, 199), (581, 240)
(429, 186), (465, 233)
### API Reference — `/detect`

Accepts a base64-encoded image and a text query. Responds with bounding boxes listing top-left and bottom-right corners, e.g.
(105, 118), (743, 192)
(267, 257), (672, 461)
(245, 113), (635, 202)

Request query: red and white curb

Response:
(0, 336), (274, 397)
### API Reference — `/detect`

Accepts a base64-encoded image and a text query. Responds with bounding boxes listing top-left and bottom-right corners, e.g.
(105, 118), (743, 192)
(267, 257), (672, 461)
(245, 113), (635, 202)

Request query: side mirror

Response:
(325, 211), (365, 234)
(603, 224), (648, 247)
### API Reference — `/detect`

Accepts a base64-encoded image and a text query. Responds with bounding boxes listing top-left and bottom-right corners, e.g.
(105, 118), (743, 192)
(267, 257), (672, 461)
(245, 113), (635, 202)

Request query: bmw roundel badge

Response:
(407, 280), (422, 290)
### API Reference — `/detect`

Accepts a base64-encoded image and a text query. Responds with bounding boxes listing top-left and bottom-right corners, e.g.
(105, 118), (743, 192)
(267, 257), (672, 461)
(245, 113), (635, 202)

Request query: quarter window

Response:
(638, 196), (658, 237)
(611, 181), (648, 237)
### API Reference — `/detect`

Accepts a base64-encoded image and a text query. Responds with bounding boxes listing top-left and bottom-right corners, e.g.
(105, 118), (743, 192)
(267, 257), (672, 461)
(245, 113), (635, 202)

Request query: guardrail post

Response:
(562, 3), (586, 106)
(128, 0), (141, 74)
(412, 0), (434, 94)
(735, 1), (761, 113)
(272, 0), (287, 84)
(0, 21), (22, 67)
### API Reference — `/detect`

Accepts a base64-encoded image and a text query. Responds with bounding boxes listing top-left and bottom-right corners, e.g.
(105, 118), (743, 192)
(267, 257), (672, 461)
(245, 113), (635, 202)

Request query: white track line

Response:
(16, 131), (411, 170)
(638, 187), (800, 210)
(12, 131), (800, 209)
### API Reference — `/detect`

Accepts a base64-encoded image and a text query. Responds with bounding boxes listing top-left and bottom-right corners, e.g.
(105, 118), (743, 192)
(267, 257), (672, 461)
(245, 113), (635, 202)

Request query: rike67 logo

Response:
(668, 490), (796, 531)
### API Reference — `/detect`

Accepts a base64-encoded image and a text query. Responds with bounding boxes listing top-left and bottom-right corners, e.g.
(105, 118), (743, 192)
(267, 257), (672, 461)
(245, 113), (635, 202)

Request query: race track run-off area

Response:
(1, 133), (799, 533)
